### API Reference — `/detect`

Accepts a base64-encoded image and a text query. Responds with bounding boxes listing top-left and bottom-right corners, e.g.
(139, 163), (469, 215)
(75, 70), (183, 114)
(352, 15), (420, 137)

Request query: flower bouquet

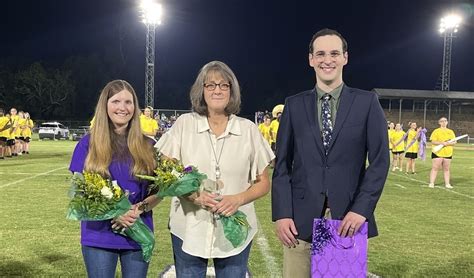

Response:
(136, 154), (250, 248)
(66, 172), (155, 262)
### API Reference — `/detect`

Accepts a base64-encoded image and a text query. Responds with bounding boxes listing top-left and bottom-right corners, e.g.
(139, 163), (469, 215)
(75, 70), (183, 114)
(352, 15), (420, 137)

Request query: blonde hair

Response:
(190, 61), (241, 116)
(85, 80), (155, 177)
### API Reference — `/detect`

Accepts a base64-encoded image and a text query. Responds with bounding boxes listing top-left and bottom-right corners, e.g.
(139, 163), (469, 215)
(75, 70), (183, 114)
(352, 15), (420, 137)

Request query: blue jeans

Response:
(171, 234), (251, 278)
(82, 245), (149, 278)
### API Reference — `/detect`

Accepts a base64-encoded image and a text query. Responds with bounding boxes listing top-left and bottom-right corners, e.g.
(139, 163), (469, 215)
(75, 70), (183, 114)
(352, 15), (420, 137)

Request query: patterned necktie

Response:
(321, 93), (333, 154)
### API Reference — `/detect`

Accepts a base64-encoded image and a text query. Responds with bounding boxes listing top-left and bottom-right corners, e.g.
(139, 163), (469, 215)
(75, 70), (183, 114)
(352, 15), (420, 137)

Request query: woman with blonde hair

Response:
(429, 117), (456, 189)
(390, 123), (405, 171)
(156, 61), (274, 277)
(404, 122), (420, 174)
(69, 80), (160, 277)
(22, 112), (34, 154)
(140, 106), (158, 140)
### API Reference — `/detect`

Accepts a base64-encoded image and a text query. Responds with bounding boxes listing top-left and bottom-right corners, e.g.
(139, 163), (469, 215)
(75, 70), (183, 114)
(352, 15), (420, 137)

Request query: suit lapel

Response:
(327, 85), (355, 153)
(304, 91), (325, 157)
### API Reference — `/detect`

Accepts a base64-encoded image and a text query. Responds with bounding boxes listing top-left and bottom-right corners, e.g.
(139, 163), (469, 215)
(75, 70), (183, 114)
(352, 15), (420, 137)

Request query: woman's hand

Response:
(111, 206), (140, 231)
(188, 191), (220, 210)
(211, 194), (244, 217)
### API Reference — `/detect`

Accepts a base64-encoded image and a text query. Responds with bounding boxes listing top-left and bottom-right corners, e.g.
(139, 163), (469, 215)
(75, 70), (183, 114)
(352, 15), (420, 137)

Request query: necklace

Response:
(207, 132), (226, 182)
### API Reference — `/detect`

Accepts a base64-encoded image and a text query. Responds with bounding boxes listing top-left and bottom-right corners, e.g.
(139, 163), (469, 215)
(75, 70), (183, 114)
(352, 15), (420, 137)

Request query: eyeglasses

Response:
(312, 51), (343, 60)
(203, 83), (231, 91)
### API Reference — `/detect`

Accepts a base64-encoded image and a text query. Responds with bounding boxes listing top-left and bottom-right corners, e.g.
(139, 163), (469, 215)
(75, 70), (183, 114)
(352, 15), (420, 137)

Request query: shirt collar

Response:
(196, 113), (241, 136)
(315, 83), (344, 101)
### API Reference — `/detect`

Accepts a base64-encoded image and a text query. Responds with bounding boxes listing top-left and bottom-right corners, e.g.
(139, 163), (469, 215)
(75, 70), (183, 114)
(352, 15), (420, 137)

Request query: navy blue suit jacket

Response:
(271, 85), (389, 241)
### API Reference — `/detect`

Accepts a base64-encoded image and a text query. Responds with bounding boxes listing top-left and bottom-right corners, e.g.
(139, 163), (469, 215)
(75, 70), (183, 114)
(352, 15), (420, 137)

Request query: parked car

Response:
(71, 126), (90, 141)
(38, 122), (70, 140)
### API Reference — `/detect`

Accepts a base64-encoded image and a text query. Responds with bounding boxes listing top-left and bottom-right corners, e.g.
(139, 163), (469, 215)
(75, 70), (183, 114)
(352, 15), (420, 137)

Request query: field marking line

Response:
(393, 183), (407, 189)
(0, 166), (68, 188)
(391, 172), (474, 200)
(0, 172), (69, 176)
(255, 219), (279, 277)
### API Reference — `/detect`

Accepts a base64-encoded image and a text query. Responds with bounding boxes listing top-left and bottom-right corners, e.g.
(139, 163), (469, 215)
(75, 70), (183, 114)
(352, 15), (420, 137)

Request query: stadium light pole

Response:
(438, 14), (461, 91)
(140, 0), (163, 108)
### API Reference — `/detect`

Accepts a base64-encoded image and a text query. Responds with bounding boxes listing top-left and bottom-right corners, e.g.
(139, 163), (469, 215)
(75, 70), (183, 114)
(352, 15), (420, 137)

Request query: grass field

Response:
(0, 139), (473, 277)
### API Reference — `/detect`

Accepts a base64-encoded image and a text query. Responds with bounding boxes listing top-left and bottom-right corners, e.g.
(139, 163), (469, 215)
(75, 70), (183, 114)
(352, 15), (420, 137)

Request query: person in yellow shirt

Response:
(269, 112), (281, 151)
(22, 112), (34, 154)
(387, 122), (394, 150)
(140, 106), (158, 140)
(10, 108), (21, 156)
(428, 117), (456, 189)
(258, 114), (273, 147)
(5, 114), (14, 157)
(17, 111), (27, 154)
(0, 108), (12, 159)
(404, 122), (419, 174)
(390, 123), (405, 171)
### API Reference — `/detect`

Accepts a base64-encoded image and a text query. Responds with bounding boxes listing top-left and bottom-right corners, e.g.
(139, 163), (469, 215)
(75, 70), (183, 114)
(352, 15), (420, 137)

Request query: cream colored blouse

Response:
(155, 112), (274, 258)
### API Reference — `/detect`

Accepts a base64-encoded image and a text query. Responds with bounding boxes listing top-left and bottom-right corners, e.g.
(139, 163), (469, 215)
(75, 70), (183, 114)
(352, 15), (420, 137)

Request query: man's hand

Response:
(275, 218), (299, 248)
(338, 211), (366, 237)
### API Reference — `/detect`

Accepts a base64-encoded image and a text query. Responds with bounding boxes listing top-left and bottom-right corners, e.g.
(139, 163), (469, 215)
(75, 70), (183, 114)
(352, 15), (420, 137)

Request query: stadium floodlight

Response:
(140, 0), (163, 108)
(438, 14), (462, 91)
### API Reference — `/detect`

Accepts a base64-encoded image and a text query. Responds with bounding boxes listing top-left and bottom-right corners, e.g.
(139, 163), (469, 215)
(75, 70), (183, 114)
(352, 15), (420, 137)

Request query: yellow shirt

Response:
(430, 128), (455, 157)
(390, 130), (405, 152)
(18, 118), (27, 137)
(405, 129), (419, 153)
(11, 115), (21, 137)
(269, 119), (279, 142)
(258, 123), (273, 145)
(22, 119), (34, 137)
(0, 116), (10, 137)
(140, 116), (158, 135)
(388, 129), (394, 149)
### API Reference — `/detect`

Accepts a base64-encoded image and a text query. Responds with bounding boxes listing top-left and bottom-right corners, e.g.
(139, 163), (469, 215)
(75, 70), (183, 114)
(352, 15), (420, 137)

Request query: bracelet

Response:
(137, 200), (149, 212)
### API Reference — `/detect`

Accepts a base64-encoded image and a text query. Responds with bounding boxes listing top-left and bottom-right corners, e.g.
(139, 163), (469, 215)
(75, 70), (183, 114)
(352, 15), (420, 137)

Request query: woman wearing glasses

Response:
(155, 61), (274, 277)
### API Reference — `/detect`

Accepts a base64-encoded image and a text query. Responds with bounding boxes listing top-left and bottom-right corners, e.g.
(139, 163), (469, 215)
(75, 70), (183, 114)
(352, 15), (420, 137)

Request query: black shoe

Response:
(0, 157), (4, 159)
(22, 151), (26, 154)
(26, 151), (29, 154)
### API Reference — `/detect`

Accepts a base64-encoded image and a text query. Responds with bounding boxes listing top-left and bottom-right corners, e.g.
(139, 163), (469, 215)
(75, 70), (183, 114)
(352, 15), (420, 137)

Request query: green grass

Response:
(0, 140), (473, 277)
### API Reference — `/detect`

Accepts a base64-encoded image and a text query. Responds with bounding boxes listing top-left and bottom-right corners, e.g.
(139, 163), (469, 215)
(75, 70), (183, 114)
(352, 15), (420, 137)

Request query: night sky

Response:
(1, 0), (473, 118)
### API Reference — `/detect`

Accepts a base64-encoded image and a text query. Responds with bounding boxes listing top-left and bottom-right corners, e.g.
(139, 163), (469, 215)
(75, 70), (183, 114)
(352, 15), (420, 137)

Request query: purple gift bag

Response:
(311, 218), (368, 278)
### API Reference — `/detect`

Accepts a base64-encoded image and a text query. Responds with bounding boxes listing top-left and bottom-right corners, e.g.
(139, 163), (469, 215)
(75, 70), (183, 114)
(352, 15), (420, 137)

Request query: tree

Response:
(15, 62), (74, 119)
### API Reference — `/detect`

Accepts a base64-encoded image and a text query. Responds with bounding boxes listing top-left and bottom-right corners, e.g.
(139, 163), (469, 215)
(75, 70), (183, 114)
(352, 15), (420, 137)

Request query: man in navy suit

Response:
(272, 28), (389, 277)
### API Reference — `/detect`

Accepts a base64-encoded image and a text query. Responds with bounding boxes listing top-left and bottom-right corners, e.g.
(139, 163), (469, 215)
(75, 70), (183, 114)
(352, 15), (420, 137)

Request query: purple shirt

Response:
(69, 134), (154, 250)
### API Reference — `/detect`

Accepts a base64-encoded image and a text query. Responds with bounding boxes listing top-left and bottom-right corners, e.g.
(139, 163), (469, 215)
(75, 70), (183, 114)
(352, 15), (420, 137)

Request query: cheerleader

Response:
(258, 114), (273, 147)
(10, 108), (21, 156)
(428, 117), (456, 189)
(388, 122), (395, 164)
(22, 112), (34, 154)
(404, 122), (419, 174)
(17, 111), (27, 154)
(390, 123), (405, 171)
(139, 106), (158, 140)
(0, 108), (11, 159)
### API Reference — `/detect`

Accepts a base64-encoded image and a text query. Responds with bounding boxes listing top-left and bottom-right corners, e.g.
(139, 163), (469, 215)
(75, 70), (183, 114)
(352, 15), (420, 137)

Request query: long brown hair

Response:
(85, 80), (155, 177)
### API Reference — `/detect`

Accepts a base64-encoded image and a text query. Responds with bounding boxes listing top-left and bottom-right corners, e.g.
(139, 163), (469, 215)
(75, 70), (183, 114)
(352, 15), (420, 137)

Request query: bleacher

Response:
(375, 88), (474, 139)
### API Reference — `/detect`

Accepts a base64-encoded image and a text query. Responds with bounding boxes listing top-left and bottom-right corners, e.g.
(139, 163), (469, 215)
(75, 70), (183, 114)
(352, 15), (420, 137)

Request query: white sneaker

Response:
(428, 183), (435, 188)
(445, 184), (453, 189)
